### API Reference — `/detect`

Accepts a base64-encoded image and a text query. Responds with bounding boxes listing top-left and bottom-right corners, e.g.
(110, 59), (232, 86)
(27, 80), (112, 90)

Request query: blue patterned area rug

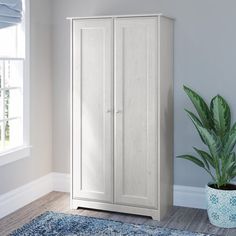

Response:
(10, 211), (213, 236)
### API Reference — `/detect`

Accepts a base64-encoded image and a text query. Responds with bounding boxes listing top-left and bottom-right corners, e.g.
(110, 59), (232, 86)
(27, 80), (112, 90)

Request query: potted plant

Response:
(178, 86), (236, 228)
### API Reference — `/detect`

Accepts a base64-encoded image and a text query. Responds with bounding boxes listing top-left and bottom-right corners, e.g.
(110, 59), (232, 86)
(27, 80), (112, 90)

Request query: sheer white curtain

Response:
(0, 0), (22, 29)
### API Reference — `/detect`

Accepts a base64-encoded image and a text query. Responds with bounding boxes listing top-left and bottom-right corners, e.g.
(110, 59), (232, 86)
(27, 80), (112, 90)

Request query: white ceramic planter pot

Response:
(206, 183), (236, 228)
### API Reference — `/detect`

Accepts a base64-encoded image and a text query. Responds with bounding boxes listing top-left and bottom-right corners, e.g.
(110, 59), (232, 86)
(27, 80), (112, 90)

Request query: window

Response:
(0, 0), (30, 165)
(0, 60), (23, 151)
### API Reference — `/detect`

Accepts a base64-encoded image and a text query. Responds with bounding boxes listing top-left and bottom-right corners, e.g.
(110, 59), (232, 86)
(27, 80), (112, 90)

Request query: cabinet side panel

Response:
(158, 16), (174, 219)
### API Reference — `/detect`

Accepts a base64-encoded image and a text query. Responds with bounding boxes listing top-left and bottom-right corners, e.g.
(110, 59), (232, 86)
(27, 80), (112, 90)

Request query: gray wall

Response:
(0, 0), (52, 194)
(51, 0), (236, 187)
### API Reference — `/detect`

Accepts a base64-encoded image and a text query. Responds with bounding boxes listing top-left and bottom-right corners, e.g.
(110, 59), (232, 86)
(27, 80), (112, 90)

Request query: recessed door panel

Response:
(72, 19), (113, 202)
(114, 17), (158, 208)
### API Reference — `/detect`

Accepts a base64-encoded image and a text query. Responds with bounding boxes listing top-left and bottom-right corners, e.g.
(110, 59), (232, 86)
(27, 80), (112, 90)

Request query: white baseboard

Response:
(174, 185), (206, 209)
(0, 173), (53, 219)
(52, 172), (70, 192)
(0, 172), (207, 219)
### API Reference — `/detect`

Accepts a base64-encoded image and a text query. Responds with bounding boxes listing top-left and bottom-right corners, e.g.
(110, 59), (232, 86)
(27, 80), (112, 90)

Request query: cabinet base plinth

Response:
(71, 198), (160, 221)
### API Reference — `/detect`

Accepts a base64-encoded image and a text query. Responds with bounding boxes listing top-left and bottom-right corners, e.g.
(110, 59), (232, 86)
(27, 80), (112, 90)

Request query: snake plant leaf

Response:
(223, 123), (236, 155)
(185, 109), (206, 145)
(184, 86), (213, 129)
(177, 155), (205, 168)
(210, 95), (231, 138)
(193, 147), (214, 169)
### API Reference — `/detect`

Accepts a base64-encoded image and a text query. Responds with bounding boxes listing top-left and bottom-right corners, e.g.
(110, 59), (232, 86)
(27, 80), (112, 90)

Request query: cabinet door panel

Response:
(114, 17), (158, 208)
(72, 19), (113, 202)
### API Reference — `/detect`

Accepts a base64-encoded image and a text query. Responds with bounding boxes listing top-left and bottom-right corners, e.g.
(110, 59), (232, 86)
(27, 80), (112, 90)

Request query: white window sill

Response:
(0, 146), (31, 167)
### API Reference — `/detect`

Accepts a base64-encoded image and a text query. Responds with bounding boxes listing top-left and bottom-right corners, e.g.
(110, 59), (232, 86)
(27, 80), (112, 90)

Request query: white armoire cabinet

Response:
(70, 14), (174, 220)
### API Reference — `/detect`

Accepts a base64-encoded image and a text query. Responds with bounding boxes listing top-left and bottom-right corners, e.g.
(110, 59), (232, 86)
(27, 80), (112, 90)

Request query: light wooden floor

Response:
(0, 192), (236, 236)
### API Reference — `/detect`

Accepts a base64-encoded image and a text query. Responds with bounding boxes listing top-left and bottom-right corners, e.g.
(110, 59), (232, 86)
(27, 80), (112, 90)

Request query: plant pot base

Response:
(209, 219), (236, 229)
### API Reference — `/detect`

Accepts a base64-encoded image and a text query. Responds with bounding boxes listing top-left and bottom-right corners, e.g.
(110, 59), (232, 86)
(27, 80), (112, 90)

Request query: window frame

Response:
(0, 0), (30, 166)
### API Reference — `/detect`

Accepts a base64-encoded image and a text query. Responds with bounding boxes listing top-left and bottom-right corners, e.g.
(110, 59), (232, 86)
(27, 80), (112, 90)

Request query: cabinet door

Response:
(72, 19), (113, 203)
(114, 17), (158, 208)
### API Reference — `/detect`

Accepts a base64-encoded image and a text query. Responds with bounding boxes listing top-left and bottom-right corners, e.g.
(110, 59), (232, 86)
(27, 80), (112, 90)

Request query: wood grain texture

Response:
(114, 16), (158, 209)
(158, 15), (174, 219)
(72, 18), (113, 202)
(0, 192), (236, 236)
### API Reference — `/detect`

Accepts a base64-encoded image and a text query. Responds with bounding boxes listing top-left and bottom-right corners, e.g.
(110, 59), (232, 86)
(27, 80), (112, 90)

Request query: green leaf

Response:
(226, 161), (236, 173)
(230, 152), (236, 162)
(223, 123), (236, 155)
(185, 109), (206, 145)
(193, 147), (214, 169)
(230, 171), (236, 179)
(186, 110), (221, 157)
(210, 95), (231, 138)
(223, 154), (235, 173)
(185, 109), (202, 126)
(227, 162), (236, 180)
(184, 86), (213, 129)
(194, 124), (221, 158)
(228, 153), (236, 180)
(177, 155), (205, 168)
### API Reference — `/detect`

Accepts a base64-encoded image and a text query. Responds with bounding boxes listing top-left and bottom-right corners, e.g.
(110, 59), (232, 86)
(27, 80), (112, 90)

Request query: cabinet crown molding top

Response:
(66, 13), (175, 21)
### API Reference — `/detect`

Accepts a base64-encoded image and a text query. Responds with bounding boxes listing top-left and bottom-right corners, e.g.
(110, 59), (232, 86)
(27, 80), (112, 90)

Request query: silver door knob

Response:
(116, 110), (122, 114)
